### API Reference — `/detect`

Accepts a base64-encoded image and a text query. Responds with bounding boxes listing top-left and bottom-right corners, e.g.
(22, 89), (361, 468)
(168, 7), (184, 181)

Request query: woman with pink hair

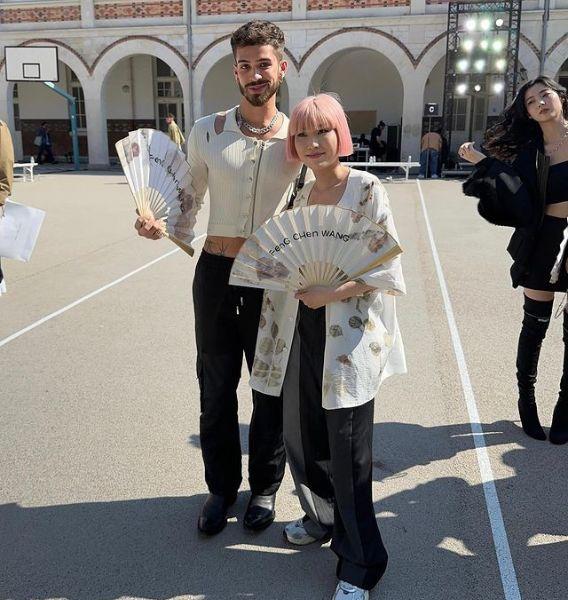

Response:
(250, 94), (406, 599)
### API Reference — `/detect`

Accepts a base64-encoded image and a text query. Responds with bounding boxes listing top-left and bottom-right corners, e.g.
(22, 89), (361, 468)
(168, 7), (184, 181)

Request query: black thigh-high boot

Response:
(516, 295), (553, 440)
(550, 309), (568, 445)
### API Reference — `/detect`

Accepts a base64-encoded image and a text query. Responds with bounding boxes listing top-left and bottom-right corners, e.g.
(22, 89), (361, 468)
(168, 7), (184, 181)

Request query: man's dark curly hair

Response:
(484, 76), (568, 162)
(230, 20), (285, 60)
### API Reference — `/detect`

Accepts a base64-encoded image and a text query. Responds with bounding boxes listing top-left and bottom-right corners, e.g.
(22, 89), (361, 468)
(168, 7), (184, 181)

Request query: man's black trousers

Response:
(192, 250), (286, 499)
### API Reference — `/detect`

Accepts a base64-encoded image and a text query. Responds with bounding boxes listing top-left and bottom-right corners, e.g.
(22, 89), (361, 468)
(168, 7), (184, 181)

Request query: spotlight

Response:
(474, 59), (486, 72)
(456, 83), (468, 95)
(462, 39), (475, 53)
(480, 19), (491, 31)
(480, 39), (489, 51)
(457, 59), (469, 72)
(474, 84), (482, 92)
(493, 81), (505, 94)
(465, 18), (477, 32)
(495, 18), (504, 27)
(495, 58), (507, 71)
(492, 39), (504, 52)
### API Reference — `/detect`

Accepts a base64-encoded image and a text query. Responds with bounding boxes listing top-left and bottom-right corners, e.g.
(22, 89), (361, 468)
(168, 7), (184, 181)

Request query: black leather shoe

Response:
(243, 494), (276, 531)
(198, 494), (236, 535)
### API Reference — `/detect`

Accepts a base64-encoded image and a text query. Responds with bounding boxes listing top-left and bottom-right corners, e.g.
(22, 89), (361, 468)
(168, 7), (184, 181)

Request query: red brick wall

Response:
(107, 119), (157, 156)
(20, 119), (88, 159)
(19, 119), (165, 159)
(307, 0), (409, 8)
(0, 5), (81, 24)
(95, 0), (183, 19)
(196, 0), (292, 15)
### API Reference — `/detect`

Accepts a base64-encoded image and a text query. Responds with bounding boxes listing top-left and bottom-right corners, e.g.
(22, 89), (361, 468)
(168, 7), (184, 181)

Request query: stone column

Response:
(0, 79), (12, 126)
(81, 0), (95, 28)
(401, 76), (424, 162)
(0, 79), (22, 160)
(84, 80), (109, 167)
(410, 0), (426, 15)
(285, 72), (307, 113)
(292, 0), (307, 20)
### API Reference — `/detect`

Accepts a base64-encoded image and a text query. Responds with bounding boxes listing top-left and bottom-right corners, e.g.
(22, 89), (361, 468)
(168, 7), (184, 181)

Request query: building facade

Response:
(1, 0), (567, 166)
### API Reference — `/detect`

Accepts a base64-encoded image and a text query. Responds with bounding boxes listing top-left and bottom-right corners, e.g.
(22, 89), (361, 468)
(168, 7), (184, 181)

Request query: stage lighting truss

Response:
(442, 0), (521, 151)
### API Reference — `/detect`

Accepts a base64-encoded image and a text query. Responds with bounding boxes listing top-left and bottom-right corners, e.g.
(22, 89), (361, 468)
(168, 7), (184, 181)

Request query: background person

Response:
(369, 120), (385, 161)
(35, 122), (57, 165)
(418, 126), (442, 179)
(166, 113), (185, 149)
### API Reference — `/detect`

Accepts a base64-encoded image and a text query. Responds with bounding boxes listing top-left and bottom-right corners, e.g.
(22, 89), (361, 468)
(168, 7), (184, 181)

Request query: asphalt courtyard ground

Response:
(1, 171), (567, 600)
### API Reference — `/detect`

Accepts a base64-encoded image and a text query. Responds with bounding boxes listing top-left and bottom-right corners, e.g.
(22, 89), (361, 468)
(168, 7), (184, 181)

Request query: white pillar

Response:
(285, 73), (306, 113)
(292, 0), (307, 20)
(401, 77), (424, 162)
(0, 79), (12, 126)
(410, 0), (426, 15)
(84, 80), (109, 167)
(81, 0), (95, 28)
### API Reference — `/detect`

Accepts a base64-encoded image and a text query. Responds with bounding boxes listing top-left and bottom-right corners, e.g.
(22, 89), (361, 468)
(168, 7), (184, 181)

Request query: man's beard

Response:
(239, 78), (280, 107)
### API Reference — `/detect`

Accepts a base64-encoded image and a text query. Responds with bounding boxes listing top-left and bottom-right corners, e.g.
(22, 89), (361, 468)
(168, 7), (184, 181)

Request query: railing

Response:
(343, 156), (420, 181)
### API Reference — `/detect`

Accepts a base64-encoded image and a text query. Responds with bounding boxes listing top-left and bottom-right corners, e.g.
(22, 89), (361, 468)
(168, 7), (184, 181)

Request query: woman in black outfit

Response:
(460, 76), (568, 445)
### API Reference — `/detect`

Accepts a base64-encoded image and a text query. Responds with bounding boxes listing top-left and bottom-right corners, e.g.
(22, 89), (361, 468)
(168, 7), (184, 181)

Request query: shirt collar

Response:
(223, 105), (289, 140)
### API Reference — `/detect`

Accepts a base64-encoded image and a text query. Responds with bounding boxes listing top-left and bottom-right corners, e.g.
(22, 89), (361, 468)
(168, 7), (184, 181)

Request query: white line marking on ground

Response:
(0, 234), (205, 349)
(527, 534), (568, 546)
(226, 544), (301, 555)
(416, 180), (521, 600)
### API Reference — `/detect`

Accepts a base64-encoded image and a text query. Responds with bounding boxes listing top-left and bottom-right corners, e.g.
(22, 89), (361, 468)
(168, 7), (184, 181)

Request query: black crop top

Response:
(547, 160), (568, 204)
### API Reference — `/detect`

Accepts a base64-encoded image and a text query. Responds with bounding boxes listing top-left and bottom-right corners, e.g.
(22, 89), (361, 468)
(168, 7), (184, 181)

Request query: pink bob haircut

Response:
(286, 93), (354, 161)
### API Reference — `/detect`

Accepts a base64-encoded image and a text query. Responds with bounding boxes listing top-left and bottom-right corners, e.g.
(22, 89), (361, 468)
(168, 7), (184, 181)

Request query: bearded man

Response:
(136, 20), (301, 535)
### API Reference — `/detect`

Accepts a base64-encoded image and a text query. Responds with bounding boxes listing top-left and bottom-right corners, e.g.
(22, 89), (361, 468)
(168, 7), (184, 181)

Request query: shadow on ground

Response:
(2, 420), (566, 600)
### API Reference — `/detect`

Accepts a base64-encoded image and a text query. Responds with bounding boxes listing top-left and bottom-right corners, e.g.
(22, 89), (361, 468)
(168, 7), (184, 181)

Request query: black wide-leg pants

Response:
(192, 251), (286, 499)
(283, 303), (388, 590)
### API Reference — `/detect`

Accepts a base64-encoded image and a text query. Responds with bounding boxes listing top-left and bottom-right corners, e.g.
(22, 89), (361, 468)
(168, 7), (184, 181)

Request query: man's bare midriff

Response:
(203, 235), (248, 258)
(545, 201), (568, 218)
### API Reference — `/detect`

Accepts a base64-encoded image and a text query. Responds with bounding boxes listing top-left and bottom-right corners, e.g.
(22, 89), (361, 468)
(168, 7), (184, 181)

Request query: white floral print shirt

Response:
(250, 169), (406, 410)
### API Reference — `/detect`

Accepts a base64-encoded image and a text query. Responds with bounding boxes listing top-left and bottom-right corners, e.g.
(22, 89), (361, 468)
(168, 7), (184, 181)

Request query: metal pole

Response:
(468, 94), (475, 142)
(68, 99), (81, 171)
(539, 0), (551, 76)
(43, 82), (80, 170)
(186, 0), (195, 129)
(425, 115), (432, 177)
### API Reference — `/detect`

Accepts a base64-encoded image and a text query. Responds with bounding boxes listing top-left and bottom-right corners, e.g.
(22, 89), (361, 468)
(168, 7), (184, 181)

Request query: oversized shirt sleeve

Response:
(182, 122), (209, 253)
(0, 122), (15, 206)
(355, 179), (406, 295)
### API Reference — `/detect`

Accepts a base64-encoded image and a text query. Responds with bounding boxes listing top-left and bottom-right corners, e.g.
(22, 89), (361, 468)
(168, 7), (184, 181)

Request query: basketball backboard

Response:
(4, 46), (59, 82)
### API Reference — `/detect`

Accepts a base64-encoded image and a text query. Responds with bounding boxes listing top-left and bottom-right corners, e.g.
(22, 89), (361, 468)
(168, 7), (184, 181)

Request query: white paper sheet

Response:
(0, 199), (46, 262)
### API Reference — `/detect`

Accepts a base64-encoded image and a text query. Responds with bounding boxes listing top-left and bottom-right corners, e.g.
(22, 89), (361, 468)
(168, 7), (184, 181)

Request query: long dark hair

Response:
(484, 76), (568, 161)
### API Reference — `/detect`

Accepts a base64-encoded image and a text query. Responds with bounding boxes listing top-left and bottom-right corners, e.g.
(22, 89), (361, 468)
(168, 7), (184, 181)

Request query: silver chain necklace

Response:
(547, 122), (568, 155)
(237, 109), (280, 135)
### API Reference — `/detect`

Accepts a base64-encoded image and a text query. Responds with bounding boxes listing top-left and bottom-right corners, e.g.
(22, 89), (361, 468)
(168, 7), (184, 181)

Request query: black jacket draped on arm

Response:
(462, 142), (550, 288)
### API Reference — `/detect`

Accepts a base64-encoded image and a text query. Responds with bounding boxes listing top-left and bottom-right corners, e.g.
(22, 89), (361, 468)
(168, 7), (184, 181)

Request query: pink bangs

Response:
(286, 94), (353, 161)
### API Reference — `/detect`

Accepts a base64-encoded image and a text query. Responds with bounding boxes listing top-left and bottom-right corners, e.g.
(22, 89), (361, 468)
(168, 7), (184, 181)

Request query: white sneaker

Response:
(417, 174), (425, 179)
(431, 174), (439, 179)
(284, 518), (319, 545)
(332, 581), (369, 599)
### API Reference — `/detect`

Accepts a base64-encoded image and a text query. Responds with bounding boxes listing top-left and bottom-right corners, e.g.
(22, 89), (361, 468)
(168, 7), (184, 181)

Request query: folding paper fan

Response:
(229, 205), (402, 292)
(116, 128), (196, 256)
